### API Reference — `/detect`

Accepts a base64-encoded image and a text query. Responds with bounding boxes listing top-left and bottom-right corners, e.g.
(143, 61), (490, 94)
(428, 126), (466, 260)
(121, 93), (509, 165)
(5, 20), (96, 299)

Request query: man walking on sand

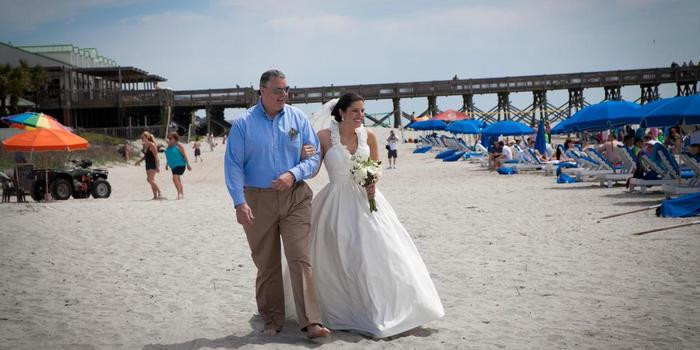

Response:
(224, 69), (330, 338)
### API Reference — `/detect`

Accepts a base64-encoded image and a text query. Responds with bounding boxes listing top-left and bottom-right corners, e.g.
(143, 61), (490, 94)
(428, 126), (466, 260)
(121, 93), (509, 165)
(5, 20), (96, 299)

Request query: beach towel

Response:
(557, 173), (577, 183)
(436, 149), (457, 159)
(443, 152), (465, 162)
(656, 193), (700, 218)
(498, 167), (518, 175)
(413, 146), (432, 154)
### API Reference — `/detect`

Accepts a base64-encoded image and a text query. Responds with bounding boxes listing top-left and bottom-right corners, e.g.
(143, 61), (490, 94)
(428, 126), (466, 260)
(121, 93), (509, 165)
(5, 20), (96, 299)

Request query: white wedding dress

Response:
(284, 121), (444, 338)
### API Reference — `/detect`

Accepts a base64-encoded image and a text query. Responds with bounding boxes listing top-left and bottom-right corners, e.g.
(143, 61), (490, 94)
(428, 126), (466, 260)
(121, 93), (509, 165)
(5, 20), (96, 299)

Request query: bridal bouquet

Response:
(350, 156), (382, 212)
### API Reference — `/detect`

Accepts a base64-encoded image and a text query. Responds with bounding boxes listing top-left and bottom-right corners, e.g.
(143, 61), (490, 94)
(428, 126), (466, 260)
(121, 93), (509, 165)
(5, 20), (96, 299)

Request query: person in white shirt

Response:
(386, 130), (399, 169)
(496, 140), (514, 169)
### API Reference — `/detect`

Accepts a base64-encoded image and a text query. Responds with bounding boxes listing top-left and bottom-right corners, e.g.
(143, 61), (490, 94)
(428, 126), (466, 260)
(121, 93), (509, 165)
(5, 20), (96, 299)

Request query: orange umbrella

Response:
(2, 128), (88, 152)
(433, 109), (470, 121)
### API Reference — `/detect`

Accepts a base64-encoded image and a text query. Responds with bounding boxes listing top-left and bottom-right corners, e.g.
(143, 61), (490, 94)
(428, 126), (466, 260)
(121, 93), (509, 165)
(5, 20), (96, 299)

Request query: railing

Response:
(33, 65), (699, 111)
(173, 88), (254, 107)
(283, 66), (699, 103)
(37, 89), (173, 109)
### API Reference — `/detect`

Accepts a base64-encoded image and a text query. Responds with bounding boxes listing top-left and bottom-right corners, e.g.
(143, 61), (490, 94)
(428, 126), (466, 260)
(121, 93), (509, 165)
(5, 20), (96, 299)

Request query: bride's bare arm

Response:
(366, 130), (380, 161)
(365, 130), (380, 197)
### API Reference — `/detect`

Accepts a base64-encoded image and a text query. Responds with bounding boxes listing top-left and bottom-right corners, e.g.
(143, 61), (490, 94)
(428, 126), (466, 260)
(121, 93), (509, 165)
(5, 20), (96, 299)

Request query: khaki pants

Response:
(243, 182), (322, 331)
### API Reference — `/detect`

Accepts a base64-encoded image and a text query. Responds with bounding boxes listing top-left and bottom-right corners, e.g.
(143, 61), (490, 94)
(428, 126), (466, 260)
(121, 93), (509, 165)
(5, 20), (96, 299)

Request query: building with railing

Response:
(1, 42), (169, 134)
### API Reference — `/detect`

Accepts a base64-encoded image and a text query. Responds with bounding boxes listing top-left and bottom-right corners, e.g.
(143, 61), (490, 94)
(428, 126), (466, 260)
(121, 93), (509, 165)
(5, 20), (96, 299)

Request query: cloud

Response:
(4, 0), (699, 115)
(0, 0), (143, 31)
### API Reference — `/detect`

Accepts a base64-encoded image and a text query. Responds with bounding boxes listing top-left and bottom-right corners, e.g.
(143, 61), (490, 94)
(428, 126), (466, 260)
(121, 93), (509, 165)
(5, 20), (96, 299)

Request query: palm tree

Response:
(0, 60), (49, 116)
(7, 60), (30, 114)
(29, 64), (49, 109)
(0, 63), (11, 115)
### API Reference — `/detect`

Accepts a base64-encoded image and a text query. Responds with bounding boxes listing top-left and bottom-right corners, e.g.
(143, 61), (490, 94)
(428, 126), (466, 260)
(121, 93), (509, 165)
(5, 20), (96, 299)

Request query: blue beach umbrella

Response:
(481, 120), (535, 137)
(407, 119), (447, 130)
(445, 120), (484, 134)
(567, 100), (641, 131)
(535, 119), (547, 154)
(640, 94), (700, 127)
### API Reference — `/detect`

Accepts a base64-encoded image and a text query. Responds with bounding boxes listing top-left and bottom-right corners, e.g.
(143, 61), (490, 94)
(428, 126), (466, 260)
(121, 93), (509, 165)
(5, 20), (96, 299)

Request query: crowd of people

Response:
(485, 125), (700, 172)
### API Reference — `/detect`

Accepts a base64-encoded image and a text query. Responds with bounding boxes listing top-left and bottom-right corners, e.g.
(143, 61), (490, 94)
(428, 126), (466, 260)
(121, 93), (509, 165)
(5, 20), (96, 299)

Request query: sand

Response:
(1, 129), (699, 350)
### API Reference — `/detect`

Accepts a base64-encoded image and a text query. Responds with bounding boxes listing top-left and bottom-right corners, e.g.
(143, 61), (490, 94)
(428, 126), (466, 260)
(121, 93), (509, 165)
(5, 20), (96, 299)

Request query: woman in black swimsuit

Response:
(135, 131), (162, 199)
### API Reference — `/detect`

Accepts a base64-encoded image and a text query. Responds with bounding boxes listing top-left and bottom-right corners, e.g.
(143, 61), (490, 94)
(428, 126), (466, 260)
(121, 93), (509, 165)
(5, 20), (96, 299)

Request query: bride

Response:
(285, 92), (444, 338)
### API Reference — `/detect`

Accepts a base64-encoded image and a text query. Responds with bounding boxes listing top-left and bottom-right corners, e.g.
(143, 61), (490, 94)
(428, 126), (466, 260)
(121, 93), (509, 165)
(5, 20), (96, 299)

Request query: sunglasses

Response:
(264, 86), (290, 95)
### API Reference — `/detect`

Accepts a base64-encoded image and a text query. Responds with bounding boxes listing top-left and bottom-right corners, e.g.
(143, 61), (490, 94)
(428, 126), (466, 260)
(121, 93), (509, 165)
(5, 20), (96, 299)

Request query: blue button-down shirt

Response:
(224, 101), (321, 206)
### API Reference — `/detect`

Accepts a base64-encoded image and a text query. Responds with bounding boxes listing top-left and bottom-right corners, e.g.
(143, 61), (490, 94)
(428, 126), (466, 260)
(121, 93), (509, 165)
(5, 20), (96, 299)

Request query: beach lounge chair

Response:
(502, 148), (546, 171)
(625, 145), (685, 193)
(560, 149), (612, 181)
(680, 154), (700, 187)
(593, 146), (635, 188)
(522, 149), (562, 175)
(627, 151), (673, 193)
(469, 143), (489, 164)
(659, 146), (700, 197)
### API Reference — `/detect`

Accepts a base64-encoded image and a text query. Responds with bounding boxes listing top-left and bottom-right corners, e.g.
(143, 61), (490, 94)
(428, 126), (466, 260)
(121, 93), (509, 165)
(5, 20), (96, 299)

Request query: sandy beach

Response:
(1, 129), (699, 350)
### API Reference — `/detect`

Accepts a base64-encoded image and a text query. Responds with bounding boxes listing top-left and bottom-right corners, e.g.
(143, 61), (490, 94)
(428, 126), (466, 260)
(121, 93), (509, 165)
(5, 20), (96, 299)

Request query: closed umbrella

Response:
(535, 119), (547, 154)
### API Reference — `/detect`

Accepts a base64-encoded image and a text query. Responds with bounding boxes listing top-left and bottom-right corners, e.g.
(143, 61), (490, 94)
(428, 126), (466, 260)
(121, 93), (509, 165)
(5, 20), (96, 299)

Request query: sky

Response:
(2, 0), (699, 120)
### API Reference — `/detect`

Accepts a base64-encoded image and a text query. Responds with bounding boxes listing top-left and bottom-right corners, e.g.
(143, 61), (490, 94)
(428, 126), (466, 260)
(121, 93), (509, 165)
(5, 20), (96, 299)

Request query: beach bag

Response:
(497, 167), (518, 175)
(386, 145), (390, 150)
(557, 173), (577, 183)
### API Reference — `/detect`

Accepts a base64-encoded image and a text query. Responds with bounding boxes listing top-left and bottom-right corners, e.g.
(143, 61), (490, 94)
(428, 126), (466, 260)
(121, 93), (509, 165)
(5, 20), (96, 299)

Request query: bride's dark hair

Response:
(331, 92), (364, 122)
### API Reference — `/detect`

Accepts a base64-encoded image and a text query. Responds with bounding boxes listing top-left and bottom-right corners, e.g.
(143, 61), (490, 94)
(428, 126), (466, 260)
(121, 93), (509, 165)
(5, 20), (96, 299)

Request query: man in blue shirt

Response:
(224, 70), (329, 338)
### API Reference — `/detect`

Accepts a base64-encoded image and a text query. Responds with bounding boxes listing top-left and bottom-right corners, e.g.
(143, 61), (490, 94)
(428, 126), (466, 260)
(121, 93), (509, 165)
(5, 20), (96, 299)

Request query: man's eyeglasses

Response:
(264, 86), (290, 95)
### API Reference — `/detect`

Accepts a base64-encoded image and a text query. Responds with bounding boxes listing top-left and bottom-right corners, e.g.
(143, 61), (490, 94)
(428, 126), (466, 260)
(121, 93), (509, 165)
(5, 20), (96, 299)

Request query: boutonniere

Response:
(289, 127), (299, 140)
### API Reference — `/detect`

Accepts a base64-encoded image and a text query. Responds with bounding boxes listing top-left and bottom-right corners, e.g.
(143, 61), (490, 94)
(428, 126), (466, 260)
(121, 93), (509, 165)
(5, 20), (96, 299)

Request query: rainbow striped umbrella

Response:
(1, 112), (70, 132)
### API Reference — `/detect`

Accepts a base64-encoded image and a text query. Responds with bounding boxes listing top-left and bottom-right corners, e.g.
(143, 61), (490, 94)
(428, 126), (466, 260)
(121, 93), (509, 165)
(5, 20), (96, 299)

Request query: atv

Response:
(30, 159), (111, 201)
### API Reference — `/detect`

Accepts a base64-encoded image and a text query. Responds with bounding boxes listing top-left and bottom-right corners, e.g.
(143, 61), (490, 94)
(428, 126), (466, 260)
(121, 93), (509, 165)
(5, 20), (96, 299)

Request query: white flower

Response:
(354, 168), (368, 184)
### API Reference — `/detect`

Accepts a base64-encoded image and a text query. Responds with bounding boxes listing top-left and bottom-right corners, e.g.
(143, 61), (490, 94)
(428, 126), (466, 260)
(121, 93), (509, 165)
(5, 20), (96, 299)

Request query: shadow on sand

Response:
(142, 315), (438, 350)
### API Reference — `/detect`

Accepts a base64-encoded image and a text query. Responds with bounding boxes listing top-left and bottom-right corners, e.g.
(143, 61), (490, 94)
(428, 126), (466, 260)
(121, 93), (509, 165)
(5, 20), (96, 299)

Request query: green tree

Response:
(0, 63), (11, 115)
(29, 64), (49, 109)
(7, 60), (30, 114)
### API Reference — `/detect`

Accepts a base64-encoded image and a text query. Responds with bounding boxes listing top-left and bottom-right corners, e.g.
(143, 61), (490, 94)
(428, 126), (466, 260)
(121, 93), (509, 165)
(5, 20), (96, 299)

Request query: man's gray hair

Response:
(259, 69), (286, 88)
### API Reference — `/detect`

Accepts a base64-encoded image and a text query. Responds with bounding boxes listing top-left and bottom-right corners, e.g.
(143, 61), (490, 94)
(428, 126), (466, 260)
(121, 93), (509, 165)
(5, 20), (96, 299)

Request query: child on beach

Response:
(207, 133), (217, 151)
(193, 138), (202, 162)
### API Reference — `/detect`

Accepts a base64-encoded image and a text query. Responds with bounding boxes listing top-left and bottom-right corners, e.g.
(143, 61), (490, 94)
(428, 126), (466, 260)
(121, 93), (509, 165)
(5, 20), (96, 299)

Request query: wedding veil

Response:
(308, 98), (339, 132)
